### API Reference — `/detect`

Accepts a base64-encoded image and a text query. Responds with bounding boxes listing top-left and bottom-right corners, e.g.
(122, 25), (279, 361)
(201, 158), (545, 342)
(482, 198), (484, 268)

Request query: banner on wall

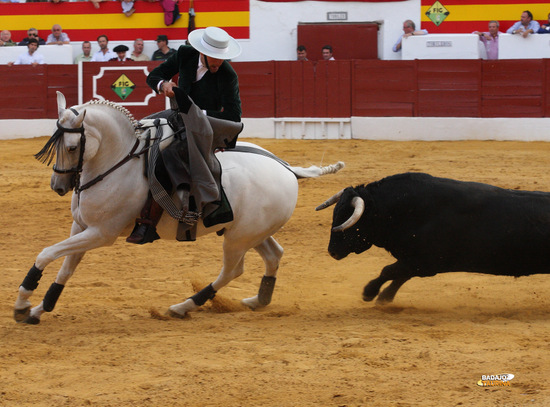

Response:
(0, 0), (249, 43)
(421, 0), (550, 33)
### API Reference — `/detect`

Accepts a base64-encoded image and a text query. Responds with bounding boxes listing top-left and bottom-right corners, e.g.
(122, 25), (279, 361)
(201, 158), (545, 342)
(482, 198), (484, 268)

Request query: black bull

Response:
(316, 172), (550, 304)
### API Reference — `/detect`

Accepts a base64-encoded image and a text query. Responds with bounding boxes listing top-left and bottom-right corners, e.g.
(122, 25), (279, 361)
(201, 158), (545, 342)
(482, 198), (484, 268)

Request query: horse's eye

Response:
(67, 146), (78, 153)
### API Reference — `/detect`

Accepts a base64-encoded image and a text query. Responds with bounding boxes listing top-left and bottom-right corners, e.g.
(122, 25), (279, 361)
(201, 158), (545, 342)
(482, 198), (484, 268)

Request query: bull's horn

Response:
(332, 196), (365, 232)
(315, 189), (345, 211)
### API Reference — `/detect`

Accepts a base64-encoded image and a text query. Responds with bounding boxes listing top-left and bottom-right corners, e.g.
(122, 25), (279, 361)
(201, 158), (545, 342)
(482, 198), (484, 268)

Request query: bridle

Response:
(51, 114), (181, 195)
(52, 117), (86, 193)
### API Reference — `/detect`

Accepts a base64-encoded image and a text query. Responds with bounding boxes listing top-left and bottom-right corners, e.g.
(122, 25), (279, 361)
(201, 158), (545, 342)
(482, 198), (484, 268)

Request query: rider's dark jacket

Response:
(146, 45), (242, 123)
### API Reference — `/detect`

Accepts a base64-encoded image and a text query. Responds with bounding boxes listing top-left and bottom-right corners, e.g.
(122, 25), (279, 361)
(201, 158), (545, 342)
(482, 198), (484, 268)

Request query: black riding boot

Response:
(126, 195), (163, 244)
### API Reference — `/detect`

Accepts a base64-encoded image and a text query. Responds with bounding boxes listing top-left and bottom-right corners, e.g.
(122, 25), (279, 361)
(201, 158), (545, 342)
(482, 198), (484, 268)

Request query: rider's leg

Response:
(126, 193), (164, 244)
(127, 89), (193, 245)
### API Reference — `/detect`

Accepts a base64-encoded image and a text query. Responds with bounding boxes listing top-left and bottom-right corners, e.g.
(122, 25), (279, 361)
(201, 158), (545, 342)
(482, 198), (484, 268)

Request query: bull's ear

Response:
(57, 91), (66, 117)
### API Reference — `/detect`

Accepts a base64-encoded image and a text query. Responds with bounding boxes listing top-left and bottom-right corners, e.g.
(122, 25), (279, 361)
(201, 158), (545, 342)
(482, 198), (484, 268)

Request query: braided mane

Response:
(86, 99), (139, 129)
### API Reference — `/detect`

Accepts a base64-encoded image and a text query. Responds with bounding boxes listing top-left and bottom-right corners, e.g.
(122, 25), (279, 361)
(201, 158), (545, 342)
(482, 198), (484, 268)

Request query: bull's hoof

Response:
(375, 297), (394, 305)
(363, 282), (381, 302)
(14, 307), (31, 323)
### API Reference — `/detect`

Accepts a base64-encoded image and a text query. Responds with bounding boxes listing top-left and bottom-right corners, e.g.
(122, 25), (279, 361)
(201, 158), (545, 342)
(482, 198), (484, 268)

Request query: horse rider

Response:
(127, 26), (243, 244)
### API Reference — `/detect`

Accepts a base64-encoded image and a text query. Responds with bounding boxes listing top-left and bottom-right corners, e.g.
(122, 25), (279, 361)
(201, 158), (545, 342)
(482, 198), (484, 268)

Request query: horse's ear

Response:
(57, 91), (66, 117)
(75, 109), (86, 128)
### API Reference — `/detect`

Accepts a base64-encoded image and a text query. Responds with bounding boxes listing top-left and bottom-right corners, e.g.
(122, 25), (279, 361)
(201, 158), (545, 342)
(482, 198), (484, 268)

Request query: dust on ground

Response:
(1, 137), (549, 406)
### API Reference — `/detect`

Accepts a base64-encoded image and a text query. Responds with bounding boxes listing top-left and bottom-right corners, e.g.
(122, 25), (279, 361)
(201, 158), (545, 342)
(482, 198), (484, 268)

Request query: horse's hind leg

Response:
(242, 236), (283, 310)
(167, 246), (247, 318)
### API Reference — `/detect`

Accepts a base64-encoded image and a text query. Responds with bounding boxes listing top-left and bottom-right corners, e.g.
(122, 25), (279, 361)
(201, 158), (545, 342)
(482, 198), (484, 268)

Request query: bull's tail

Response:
(289, 161), (345, 179)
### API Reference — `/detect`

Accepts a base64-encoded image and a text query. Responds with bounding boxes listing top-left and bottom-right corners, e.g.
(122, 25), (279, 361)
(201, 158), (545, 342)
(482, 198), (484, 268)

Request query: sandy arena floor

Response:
(1, 137), (549, 406)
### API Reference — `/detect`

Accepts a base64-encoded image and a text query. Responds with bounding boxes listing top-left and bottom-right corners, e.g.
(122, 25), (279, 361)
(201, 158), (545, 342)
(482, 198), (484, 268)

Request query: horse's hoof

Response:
(241, 296), (262, 310)
(23, 315), (41, 325)
(14, 307), (31, 323)
(165, 309), (190, 320)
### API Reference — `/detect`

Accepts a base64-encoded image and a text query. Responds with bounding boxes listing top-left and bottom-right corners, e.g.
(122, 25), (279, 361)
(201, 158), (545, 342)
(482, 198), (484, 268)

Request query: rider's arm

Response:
(146, 48), (182, 94)
(204, 64), (242, 123)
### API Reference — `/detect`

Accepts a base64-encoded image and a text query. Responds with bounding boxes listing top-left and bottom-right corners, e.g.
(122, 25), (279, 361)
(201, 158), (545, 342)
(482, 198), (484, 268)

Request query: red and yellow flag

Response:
(421, 0), (550, 33)
(0, 0), (249, 43)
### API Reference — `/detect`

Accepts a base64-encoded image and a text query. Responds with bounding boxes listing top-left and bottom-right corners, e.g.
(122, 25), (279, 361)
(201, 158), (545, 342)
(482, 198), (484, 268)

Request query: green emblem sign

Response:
(425, 1), (449, 27)
(111, 74), (135, 100)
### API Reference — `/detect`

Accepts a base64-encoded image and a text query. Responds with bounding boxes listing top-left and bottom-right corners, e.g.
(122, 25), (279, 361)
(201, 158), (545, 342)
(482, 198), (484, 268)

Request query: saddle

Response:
(138, 108), (243, 241)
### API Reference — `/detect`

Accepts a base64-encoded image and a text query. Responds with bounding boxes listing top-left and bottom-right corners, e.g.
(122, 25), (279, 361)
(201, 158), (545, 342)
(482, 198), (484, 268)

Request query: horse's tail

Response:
(288, 161), (345, 179)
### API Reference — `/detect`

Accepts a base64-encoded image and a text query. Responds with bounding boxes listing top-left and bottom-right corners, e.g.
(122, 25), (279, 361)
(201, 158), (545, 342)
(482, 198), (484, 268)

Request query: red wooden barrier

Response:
(1, 60), (550, 120)
(233, 61), (275, 118)
(417, 60), (482, 117)
(481, 60), (544, 118)
(352, 60), (417, 117)
(274, 60), (351, 117)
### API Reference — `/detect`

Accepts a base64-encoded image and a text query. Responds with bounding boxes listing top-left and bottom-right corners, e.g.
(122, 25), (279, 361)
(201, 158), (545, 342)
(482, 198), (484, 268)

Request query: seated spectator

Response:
(393, 20), (428, 53)
(151, 34), (176, 60)
(297, 45), (308, 61)
(7, 38), (45, 66)
(506, 10), (540, 37)
(473, 20), (502, 60)
(46, 24), (70, 45)
(74, 41), (93, 63)
(109, 45), (134, 61)
(19, 28), (46, 46)
(537, 12), (550, 33)
(0, 30), (17, 47)
(91, 34), (117, 61)
(121, 0), (135, 17)
(322, 45), (335, 60)
(131, 38), (150, 61)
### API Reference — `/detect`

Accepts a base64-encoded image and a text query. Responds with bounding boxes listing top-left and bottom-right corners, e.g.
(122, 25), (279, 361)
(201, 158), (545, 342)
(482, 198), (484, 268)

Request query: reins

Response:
(47, 116), (183, 196)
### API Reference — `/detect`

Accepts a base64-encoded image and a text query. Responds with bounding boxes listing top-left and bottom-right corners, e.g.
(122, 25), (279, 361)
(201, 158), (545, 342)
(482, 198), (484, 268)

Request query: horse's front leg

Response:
(14, 223), (116, 324)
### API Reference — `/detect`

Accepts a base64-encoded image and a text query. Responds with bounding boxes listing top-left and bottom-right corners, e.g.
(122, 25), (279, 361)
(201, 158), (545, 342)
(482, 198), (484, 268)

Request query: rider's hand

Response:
(161, 81), (176, 98)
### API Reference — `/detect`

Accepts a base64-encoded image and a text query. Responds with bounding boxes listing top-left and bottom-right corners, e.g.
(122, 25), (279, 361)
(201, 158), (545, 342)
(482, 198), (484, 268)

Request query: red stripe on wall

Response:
(9, 26), (250, 43)
(422, 20), (519, 33)
(0, 0), (248, 15)
(10, 27), (249, 43)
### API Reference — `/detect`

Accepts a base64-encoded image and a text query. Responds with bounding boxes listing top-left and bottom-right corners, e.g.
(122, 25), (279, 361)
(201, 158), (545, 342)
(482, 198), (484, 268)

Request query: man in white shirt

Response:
(506, 10), (540, 38)
(393, 20), (428, 53)
(91, 34), (117, 62)
(7, 38), (45, 66)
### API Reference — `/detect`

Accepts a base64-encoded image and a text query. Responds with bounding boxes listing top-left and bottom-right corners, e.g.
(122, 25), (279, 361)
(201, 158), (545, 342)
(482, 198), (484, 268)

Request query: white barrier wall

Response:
(5, 117), (549, 142)
(402, 34), (485, 60)
(0, 44), (73, 65)
(499, 34), (550, 59)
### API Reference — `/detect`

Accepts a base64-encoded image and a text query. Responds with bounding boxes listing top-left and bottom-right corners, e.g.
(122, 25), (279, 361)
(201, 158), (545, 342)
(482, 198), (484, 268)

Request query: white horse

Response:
(14, 92), (344, 324)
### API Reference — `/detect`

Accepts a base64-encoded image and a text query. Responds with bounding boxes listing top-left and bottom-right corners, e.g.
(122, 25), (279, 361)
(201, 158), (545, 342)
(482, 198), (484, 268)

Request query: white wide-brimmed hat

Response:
(188, 27), (242, 60)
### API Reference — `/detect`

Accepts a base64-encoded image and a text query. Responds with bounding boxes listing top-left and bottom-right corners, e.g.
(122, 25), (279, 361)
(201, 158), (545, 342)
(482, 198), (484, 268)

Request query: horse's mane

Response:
(86, 99), (139, 129)
(35, 99), (139, 165)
